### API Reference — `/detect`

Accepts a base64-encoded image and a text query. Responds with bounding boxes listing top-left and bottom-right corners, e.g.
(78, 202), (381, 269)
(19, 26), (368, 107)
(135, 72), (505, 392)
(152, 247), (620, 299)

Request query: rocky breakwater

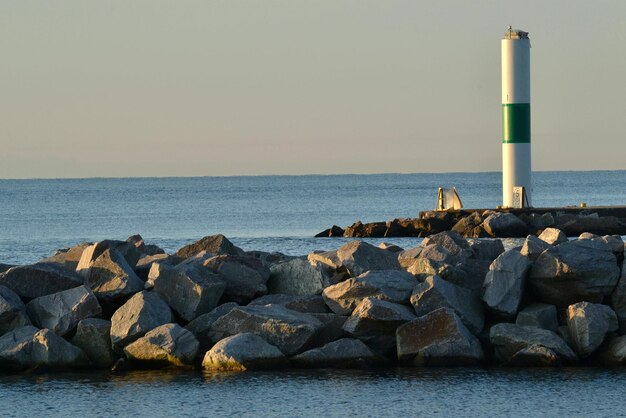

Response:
(316, 207), (626, 238)
(1, 230), (626, 372)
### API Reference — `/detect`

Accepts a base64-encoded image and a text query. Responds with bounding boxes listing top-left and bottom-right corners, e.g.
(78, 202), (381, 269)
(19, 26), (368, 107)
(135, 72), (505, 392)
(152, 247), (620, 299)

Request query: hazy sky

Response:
(1, 1), (625, 178)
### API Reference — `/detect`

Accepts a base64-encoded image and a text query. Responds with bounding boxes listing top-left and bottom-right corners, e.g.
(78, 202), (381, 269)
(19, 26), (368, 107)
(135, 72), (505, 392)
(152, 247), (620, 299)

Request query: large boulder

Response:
(566, 302), (618, 358)
(0, 285), (31, 335)
(134, 254), (176, 281)
(489, 323), (577, 365)
(209, 304), (323, 356)
(452, 212), (488, 238)
(308, 313), (348, 347)
(482, 250), (530, 319)
(506, 344), (562, 367)
(291, 338), (382, 368)
(202, 333), (286, 371)
(322, 270), (418, 315)
(151, 263), (226, 322)
(110, 291), (173, 351)
(520, 235), (551, 262)
(308, 250), (342, 271)
(609, 260), (626, 333)
(123, 323), (199, 366)
(0, 264), (15, 274)
(249, 294), (329, 313)
(482, 212), (528, 238)
(268, 258), (330, 296)
(184, 302), (239, 352)
(0, 263), (82, 299)
(397, 246), (423, 269)
(76, 240), (142, 274)
(343, 298), (416, 336)
(410, 275), (484, 334)
(528, 239), (620, 307)
(417, 244), (458, 266)
(538, 228), (568, 246)
(342, 298), (416, 355)
(515, 303), (559, 332)
(597, 335), (626, 366)
(335, 241), (401, 276)
(175, 234), (243, 259)
(0, 326), (88, 371)
(468, 239), (505, 263)
(82, 248), (144, 302)
(26, 285), (101, 337)
(421, 231), (472, 262)
(71, 318), (117, 368)
(396, 308), (484, 366)
(198, 255), (269, 304)
(41, 242), (92, 271)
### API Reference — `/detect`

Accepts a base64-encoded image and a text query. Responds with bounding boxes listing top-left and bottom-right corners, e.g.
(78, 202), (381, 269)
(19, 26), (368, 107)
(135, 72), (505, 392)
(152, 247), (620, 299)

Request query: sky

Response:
(1, 0), (625, 178)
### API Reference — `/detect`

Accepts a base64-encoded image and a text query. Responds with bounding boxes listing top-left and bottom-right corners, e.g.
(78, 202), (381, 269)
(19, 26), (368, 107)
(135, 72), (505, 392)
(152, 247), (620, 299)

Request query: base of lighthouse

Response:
(502, 142), (531, 207)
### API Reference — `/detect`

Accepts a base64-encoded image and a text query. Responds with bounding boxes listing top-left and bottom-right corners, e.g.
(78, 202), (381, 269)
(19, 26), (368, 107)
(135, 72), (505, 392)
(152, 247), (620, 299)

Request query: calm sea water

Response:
(1, 368), (626, 417)
(1, 171), (626, 417)
(1, 171), (625, 264)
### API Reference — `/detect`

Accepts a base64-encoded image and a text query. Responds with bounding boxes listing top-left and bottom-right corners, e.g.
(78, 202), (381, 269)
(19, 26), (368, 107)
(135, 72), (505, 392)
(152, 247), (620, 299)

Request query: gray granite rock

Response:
(82, 248), (144, 302)
(322, 270), (418, 315)
(175, 234), (243, 259)
(515, 303), (559, 332)
(291, 338), (382, 368)
(335, 241), (401, 276)
(482, 213), (528, 238)
(200, 254), (270, 304)
(0, 263), (82, 299)
(468, 239), (505, 263)
(489, 323), (577, 365)
(529, 239), (620, 307)
(0, 326), (88, 371)
(151, 263), (226, 321)
(566, 302), (618, 358)
(124, 323), (199, 366)
(482, 249), (530, 319)
(71, 318), (117, 368)
(40, 242), (92, 271)
(184, 302), (239, 352)
(110, 291), (173, 351)
(0, 285), (31, 336)
(520, 235), (551, 262)
(202, 333), (286, 371)
(26, 285), (101, 337)
(268, 258), (330, 296)
(411, 275), (484, 334)
(396, 308), (484, 366)
(538, 228), (568, 246)
(249, 294), (329, 313)
(209, 304), (323, 356)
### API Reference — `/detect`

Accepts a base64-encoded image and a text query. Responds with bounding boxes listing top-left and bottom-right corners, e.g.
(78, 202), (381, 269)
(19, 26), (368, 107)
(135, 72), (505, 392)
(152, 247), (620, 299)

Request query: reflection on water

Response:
(1, 368), (625, 417)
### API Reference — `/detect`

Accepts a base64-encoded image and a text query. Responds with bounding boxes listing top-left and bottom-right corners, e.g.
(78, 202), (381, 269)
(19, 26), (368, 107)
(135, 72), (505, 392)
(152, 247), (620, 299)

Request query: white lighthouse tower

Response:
(502, 26), (531, 207)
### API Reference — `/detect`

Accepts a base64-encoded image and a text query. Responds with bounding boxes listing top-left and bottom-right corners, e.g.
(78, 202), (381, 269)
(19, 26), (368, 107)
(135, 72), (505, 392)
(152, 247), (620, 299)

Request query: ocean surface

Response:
(1, 170), (626, 417)
(1, 170), (625, 264)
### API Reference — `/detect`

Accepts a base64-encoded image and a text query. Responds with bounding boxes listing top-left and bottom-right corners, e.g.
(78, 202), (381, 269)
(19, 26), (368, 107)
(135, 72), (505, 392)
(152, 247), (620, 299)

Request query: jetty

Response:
(315, 206), (626, 238)
(1, 230), (626, 372)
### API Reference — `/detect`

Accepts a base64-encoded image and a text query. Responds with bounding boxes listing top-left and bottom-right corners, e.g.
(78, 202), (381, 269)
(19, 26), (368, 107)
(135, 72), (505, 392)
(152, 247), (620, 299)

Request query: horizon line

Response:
(0, 168), (624, 182)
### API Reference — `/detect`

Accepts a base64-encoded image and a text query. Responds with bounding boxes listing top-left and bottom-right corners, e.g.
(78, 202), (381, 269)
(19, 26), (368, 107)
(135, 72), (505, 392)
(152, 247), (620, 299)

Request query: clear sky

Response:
(1, 1), (625, 178)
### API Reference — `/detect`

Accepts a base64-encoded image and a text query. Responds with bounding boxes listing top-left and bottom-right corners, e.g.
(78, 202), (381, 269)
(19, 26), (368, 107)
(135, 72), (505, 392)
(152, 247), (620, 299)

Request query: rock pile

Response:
(1, 230), (625, 372)
(316, 209), (626, 238)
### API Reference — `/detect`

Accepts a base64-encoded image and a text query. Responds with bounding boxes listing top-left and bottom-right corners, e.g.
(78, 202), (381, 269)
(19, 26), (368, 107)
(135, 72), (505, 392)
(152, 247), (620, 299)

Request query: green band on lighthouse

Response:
(502, 103), (530, 143)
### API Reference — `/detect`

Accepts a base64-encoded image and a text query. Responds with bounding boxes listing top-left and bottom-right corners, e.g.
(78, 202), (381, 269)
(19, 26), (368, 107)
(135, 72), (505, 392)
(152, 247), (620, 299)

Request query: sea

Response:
(1, 170), (626, 417)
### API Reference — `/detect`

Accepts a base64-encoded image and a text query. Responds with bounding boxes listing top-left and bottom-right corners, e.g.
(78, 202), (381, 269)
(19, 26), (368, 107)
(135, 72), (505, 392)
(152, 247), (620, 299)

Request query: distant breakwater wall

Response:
(315, 206), (626, 238)
(1, 230), (626, 373)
